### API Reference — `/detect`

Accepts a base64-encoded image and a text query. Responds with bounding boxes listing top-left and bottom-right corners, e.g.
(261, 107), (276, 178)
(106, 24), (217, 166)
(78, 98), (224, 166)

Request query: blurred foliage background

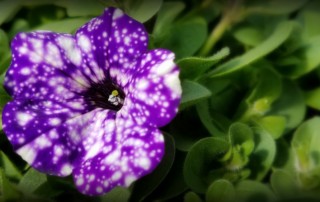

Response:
(1, 0), (320, 201)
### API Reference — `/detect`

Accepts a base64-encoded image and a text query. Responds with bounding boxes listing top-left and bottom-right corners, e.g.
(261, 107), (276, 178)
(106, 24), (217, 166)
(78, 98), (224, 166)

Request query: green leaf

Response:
(305, 87), (320, 110)
(184, 192), (202, 202)
(235, 180), (275, 202)
(255, 116), (286, 139)
(178, 47), (230, 80)
(229, 123), (254, 156)
(246, 0), (308, 15)
(267, 79), (306, 133)
(18, 168), (47, 194)
(8, 18), (30, 39)
(235, 66), (282, 122)
(226, 123), (255, 170)
(123, 0), (163, 23)
(0, 168), (21, 201)
(233, 27), (263, 47)
(246, 67), (281, 105)
(270, 169), (299, 198)
(0, 0), (21, 25)
(130, 133), (175, 201)
(0, 29), (10, 75)
(0, 87), (11, 107)
(196, 99), (229, 137)
(278, 36), (320, 78)
(32, 18), (90, 33)
(183, 137), (230, 193)
(180, 80), (212, 109)
(0, 29), (9, 51)
(54, 0), (104, 17)
(226, 122), (254, 171)
(100, 187), (131, 202)
(291, 117), (320, 189)
(0, 151), (22, 180)
(248, 127), (276, 181)
(206, 179), (235, 202)
(273, 138), (298, 177)
(153, 1), (185, 38)
(297, 0), (320, 39)
(298, 36), (320, 76)
(209, 21), (293, 77)
(158, 17), (207, 59)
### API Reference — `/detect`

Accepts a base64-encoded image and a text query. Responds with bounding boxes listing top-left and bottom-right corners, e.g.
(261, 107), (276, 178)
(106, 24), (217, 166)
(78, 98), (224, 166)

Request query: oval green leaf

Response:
(183, 137), (230, 193)
(235, 180), (275, 202)
(180, 80), (212, 109)
(206, 179), (235, 202)
(18, 168), (47, 194)
(124, 0), (163, 23)
(270, 169), (299, 198)
(247, 127), (276, 181)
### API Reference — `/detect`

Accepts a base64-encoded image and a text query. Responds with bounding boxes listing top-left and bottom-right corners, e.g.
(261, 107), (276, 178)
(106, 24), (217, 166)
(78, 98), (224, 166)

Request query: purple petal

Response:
(2, 98), (88, 176)
(121, 49), (182, 127)
(63, 109), (117, 166)
(2, 98), (87, 150)
(4, 31), (97, 99)
(75, 7), (148, 87)
(2, 104), (115, 176)
(72, 118), (164, 195)
(15, 126), (74, 176)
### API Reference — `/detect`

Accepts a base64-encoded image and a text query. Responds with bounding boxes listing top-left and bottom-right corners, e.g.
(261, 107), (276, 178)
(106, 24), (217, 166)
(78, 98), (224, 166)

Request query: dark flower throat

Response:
(85, 80), (125, 111)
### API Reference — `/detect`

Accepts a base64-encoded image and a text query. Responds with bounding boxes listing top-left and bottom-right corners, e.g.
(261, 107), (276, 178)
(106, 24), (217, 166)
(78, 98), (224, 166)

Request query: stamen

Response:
(85, 80), (125, 111)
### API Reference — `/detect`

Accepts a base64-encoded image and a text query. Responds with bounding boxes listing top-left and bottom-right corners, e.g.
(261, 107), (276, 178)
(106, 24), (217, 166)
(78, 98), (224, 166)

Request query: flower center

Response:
(85, 80), (125, 111)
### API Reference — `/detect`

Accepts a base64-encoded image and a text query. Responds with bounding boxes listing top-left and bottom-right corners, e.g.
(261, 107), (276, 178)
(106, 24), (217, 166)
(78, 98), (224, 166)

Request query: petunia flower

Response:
(2, 7), (181, 195)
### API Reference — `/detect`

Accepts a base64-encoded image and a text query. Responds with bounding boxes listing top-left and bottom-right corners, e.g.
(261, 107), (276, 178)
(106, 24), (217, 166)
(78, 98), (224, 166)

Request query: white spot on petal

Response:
(113, 9), (123, 20)
(137, 157), (151, 170)
(84, 141), (104, 160)
(154, 60), (176, 76)
(17, 145), (36, 164)
(76, 177), (84, 186)
(20, 67), (31, 75)
(136, 79), (149, 90)
(61, 163), (72, 176)
(164, 72), (182, 97)
(125, 175), (137, 186)
(111, 171), (122, 181)
(49, 118), (61, 126)
(78, 35), (91, 53)
(96, 186), (103, 193)
(104, 149), (121, 164)
(16, 112), (33, 126)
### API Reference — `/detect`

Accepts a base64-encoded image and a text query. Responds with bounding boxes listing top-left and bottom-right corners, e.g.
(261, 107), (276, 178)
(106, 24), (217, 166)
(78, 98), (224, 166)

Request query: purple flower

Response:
(2, 7), (181, 195)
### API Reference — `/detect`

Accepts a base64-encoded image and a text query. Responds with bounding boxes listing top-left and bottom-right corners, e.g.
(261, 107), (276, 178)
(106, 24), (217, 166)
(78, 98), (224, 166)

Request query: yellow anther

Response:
(111, 90), (119, 96)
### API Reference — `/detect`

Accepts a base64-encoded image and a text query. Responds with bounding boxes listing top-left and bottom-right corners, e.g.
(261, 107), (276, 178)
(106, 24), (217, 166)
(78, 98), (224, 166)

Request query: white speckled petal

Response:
(72, 118), (164, 195)
(15, 126), (74, 177)
(63, 108), (117, 165)
(75, 7), (148, 87)
(4, 31), (98, 100)
(122, 49), (182, 127)
(2, 98), (87, 150)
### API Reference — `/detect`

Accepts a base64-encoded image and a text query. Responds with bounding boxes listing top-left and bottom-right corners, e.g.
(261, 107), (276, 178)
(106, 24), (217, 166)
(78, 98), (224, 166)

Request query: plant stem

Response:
(199, 0), (243, 56)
